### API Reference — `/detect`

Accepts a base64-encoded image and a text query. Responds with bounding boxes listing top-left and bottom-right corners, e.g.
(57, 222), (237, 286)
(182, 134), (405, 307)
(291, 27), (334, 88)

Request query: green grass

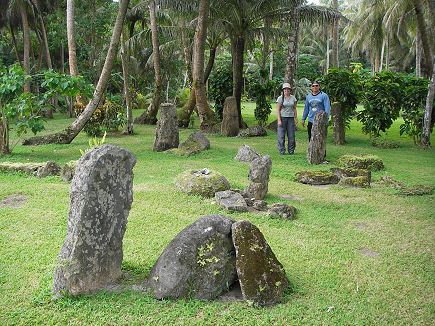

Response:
(0, 103), (434, 325)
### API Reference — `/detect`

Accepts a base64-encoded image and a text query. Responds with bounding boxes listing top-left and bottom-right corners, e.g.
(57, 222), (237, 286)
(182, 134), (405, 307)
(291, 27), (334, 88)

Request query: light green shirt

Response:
(276, 95), (296, 118)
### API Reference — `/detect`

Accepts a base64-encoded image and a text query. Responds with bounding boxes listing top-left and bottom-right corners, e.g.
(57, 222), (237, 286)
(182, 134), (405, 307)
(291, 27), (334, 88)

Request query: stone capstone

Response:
(267, 203), (297, 220)
(237, 126), (267, 137)
(36, 161), (61, 178)
(175, 168), (230, 198)
(153, 103), (179, 152)
(307, 110), (328, 164)
(337, 154), (384, 171)
(295, 171), (339, 185)
(234, 145), (261, 163)
(215, 190), (248, 212)
(221, 96), (239, 137)
(330, 167), (371, 182)
(52, 144), (136, 297)
(146, 215), (238, 300)
(232, 220), (289, 306)
(338, 176), (371, 188)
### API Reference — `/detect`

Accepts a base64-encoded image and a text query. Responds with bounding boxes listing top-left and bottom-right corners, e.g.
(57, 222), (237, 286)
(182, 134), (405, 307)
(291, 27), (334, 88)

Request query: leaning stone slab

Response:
(234, 145), (261, 163)
(267, 203), (297, 220)
(295, 171), (339, 185)
(0, 162), (44, 174)
(237, 126), (267, 137)
(338, 176), (370, 188)
(147, 215), (237, 300)
(337, 154), (384, 171)
(52, 144), (136, 297)
(232, 220), (289, 306)
(153, 103), (179, 152)
(215, 190), (248, 212)
(175, 168), (230, 198)
(330, 167), (371, 182)
(248, 155), (272, 183)
(37, 161), (61, 178)
(168, 131), (210, 156)
(244, 182), (268, 200)
(307, 110), (328, 164)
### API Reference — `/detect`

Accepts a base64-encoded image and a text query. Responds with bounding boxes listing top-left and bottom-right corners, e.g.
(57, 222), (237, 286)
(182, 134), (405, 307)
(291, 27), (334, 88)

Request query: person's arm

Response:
(302, 96), (309, 127)
(277, 102), (282, 126)
(324, 93), (331, 120)
(293, 97), (298, 126)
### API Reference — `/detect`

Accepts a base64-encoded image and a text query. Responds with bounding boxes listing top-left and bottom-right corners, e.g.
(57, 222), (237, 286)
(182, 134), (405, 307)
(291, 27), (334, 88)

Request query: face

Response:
(283, 88), (291, 95)
(311, 84), (320, 93)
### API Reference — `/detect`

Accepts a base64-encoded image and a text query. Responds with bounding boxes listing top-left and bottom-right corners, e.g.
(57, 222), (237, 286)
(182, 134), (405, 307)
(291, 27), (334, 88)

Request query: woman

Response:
(276, 82), (298, 155)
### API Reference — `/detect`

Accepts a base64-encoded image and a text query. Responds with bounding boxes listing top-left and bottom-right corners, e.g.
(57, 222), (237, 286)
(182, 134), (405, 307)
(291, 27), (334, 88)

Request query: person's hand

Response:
(278, 120), (282, 127)
(294, 118), (298, 126)
(301, 120), (305, 127)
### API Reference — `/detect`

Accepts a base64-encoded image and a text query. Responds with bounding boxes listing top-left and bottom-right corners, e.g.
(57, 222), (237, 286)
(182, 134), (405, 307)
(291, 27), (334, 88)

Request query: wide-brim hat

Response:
(282, 82), (291, 89)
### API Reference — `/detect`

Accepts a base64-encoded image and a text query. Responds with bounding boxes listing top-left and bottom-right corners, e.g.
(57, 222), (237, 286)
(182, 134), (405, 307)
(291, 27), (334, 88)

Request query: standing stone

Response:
(147, 215), (238, 300)
(245, 155), (272, 200)
(221, 96), (239, 137)
(52, 144), (136, 297)
(331, 102), (345, 145)
(307, 110), (328, 164)
(36, 161), (61, 178)
(232, 220), (289, 306)
(234, 145), (261, 163)
(153, 103), (179, 152)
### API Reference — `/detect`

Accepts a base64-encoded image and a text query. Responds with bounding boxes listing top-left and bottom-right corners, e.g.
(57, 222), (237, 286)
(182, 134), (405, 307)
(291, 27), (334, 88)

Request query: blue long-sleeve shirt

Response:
(303, 92), (330, 123)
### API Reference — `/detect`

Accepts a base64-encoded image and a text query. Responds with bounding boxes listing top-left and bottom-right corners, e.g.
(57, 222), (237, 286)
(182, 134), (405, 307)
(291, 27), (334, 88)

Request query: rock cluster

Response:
(296, 167), (372, 188)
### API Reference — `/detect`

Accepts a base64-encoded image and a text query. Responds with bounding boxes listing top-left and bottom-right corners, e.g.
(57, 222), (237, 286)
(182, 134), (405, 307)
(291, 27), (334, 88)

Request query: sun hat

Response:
(282, 82), (291, 89)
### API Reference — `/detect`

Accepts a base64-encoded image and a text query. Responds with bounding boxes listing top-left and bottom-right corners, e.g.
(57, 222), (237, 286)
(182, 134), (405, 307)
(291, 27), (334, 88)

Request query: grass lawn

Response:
(0, 103), (434, 325)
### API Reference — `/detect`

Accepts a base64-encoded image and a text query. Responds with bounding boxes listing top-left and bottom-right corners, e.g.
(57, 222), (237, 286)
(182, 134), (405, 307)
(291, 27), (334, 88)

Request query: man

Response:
(301, 81), (330, 141)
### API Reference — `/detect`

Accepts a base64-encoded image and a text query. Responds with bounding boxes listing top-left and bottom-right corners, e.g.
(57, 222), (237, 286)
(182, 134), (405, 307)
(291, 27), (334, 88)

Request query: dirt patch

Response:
(311, 185), (330, 189)
(359, 248), (379, 257)
(281, 195), (304, 201)
(0, 194), (28, 207)
(216, 282), (243, 302)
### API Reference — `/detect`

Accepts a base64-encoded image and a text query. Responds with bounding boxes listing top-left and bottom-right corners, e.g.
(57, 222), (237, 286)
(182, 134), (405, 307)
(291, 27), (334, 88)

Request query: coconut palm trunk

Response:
(332, 0), (339, 67)
(231, 34), (246, 128)
(66, 0), (79, 77)
(283, 9), (300, 89)
(121, 31), (133, 134)
(23, 0), (130, 145)
(19, 1), (30, 93)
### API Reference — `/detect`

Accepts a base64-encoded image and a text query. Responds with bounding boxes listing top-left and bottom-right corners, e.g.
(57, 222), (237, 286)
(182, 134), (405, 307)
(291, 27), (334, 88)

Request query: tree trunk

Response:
(412, 0), (433, 76)
(10, 25), (21, 64)
(178, 88), (196, 128)
(19, 1), (31, 93)
(32, 0), (52, 69)
(420, 59), (435, 146)
(23, 0), (130, 146)
(332, 0), (339, 68)
(231, 35), (246, 128)
(67, 0), (79, 77)
(385, 33), (390, 71)
(0, 110), (10, 154)
(379, 40), (385, 72)
(331, 102), (345, 145)
(134, 0), (162, 125)
(193, 0), (216, 131)
(180, 17), (193, 86)
(203, 46), (216, 84)
(416, 31), (422, 78)
(260, 17), (272, 83)
(283, 10), (300, 89)
(269, 50), (274, 80)
(326, 27), (330, 73)
(121, 32), (133, 135)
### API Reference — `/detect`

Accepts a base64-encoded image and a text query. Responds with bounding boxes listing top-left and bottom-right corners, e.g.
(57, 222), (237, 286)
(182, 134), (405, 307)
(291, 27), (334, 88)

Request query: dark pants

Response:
(277, 117), (296, 154)
(307, 121), (313, 141)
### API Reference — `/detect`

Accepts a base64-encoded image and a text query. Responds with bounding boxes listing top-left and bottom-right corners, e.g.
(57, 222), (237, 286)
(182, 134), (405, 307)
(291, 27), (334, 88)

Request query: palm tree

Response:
(23, 0), (130, 145)
(66, 0), (79, 77)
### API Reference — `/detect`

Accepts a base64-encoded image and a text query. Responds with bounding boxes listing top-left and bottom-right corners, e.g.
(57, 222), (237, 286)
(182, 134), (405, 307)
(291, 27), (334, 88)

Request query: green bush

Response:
(251, 79), (275, 126)
(209, 67), (233, 120)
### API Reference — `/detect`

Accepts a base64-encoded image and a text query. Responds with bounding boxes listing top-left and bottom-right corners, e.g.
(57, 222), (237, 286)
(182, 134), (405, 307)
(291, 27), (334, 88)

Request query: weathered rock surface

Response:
(52, 144), (136, 297)
(0, 162), (44, 174)
(221, 97), (239, 137)
(331, 102), (345, 145)
(337, 154), (384, 171)
(232, 220), (289, 306)
(153, 103), (179, 152)
(338, 176), (370, 188)
(295, 171), (339, 185)
(215, 190), (248, 212)
(61, 161), (77, 182)
(248, 155), (272, 183)
(234, 145), (261, 163)
(252, 200), (268, 211)
(307, 110), (328, 164)
(175, 168), (230, 198)
(169, 132), (210, 156)
(147, 215), (237, 300)
(37, 161), (61, 178)
(330, 167), (371, 182)
(245, 182), (269, 200)
(267, 203), (297, 220)
(237, 126), (267, 137)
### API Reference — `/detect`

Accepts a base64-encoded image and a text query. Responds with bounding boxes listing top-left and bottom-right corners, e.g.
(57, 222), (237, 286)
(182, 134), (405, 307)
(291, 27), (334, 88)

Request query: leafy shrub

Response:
(251, 79), (275, 126)
(320, 68), (361, 127)
(400, 75), (432, 144)
(371, 137), (400, 149)
(296, 55), (322, 81)
(209, 67), (233, 120)
(358, 71), (404, 137)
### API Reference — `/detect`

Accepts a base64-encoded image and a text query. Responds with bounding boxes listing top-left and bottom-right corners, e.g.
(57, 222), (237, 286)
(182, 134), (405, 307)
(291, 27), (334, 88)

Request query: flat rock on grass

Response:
(295, 171), (339, 185)
(338, 176), (371, 188)
(232, 220), (289, 306)
(0, 194), (28, 207)
(0, 162), (44, 174)
(175, 168), (230, 198)
(337, 154), (384, 171)
(215, 190), (248, 212)
(267, 203), (297, 220)
(146, 214), (237, 300)
(330, 167), (371, 182)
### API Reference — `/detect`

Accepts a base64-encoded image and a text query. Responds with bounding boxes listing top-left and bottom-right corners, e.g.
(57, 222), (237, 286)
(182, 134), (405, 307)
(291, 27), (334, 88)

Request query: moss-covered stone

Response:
(338, 176), (371, 188)
(337, 154), (384, 171)
(175, 168), (230, 198)
(330, 167), (371, 182)
(295, 171), (339, 185)
(0, 162), (44, 174)
(61, 160), (77, 182)
(399, 185), (433, 196)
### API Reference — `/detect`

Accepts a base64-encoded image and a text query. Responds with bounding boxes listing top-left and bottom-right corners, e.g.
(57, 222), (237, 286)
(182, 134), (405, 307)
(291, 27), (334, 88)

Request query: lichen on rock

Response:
(337, 154), (384, 171)
(175, 168), (230, 198)
(295, 171), (339, 185)
(338, 176), (370, 188)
